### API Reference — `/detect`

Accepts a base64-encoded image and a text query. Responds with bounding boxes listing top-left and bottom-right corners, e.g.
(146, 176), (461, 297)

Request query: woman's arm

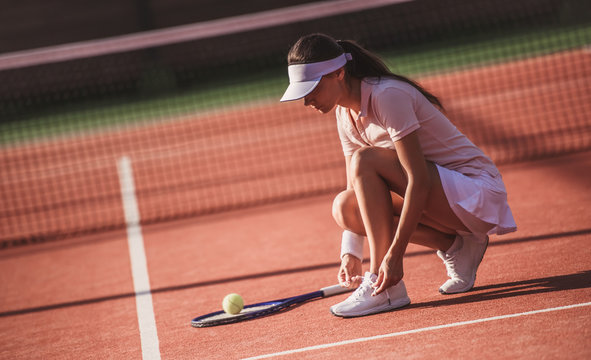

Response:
(373, 130), (432, 294)
(392, 130), (432, 253)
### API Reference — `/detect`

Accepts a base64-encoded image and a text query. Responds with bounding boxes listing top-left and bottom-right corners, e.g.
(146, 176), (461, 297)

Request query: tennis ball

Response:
(222, 293), (244, 315)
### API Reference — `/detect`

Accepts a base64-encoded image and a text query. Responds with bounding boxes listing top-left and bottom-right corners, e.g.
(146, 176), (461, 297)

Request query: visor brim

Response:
(280, 79), (320, 102)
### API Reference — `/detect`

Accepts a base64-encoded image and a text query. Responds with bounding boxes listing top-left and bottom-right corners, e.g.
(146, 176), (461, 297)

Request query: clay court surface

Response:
(1, 50), (590, 359)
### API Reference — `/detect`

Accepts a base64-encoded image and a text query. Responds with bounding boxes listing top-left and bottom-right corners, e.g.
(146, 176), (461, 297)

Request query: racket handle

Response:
(320, 284), (351, 297)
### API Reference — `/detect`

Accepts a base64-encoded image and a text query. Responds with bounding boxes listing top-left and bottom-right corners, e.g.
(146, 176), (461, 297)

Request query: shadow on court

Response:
(409, 270), (591, 310)
(1, 228), (590, 319)
(2, 269), (589, 319)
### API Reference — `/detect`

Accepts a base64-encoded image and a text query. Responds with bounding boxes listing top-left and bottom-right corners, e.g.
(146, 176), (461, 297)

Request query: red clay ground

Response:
(0, 150), (590, 359)
(1, 50), (590, 359)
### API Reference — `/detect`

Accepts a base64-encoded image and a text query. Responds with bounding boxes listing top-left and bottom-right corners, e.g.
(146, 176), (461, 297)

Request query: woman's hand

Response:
(338, 254), (363, 288)
(372, 252), (404, 296)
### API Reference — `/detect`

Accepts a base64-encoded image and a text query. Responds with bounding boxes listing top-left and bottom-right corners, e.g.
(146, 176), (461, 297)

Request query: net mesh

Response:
(1, 0), (590, 245)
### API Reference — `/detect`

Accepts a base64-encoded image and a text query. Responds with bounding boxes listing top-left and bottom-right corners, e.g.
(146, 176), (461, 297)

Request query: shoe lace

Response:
(352, 277), (373, 300)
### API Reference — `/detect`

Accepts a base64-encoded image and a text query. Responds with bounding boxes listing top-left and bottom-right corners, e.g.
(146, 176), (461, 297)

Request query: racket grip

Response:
(320, 284), (351, 297)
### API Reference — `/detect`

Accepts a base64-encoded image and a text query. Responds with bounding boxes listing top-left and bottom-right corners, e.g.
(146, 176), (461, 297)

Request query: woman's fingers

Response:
(338, 262), (354, 288)
(373, 273), (403, 295)
(338, 254), (363, 288)
(372, 270), (385, 296)
(372, 254), (404, 295)
(343, 268), (351, 287)
(338, 267), (347, 287)
(351, 275), (363, 287)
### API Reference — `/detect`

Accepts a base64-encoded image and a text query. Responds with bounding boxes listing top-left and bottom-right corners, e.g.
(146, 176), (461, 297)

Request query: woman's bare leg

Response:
(337, 146), (468, 274)
(333, 190), (455, 252)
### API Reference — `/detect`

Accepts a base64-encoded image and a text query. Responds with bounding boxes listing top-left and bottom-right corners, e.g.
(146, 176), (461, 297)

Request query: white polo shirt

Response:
(336, 78), (500, 178)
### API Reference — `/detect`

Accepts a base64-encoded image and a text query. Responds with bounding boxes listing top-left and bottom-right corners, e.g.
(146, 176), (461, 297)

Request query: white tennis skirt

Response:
(436, 164), (517, 236)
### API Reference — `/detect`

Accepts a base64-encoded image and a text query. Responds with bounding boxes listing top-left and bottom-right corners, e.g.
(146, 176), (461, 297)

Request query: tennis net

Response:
(1, 0), (590, 246)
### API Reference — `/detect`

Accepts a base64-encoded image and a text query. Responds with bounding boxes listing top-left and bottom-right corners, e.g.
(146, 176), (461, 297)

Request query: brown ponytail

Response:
(288, 33), (443, 109)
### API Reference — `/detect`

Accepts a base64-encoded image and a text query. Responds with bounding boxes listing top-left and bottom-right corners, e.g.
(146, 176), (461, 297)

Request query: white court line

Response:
(243, 301), (591, 360)
(117, 156), (161, 360)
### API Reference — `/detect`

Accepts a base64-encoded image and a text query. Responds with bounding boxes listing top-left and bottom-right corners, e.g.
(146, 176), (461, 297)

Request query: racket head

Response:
(191, 299), (293, 327)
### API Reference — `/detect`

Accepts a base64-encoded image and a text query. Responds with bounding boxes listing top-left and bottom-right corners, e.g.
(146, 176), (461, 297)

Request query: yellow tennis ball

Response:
(222, 293), (244, 315)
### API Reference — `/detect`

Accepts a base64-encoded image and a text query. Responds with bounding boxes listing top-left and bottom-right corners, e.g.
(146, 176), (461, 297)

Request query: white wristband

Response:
(340, 230), (364, 261)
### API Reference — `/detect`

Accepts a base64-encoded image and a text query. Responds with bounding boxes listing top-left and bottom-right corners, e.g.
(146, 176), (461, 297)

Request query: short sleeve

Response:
(372, 87), (420, 142)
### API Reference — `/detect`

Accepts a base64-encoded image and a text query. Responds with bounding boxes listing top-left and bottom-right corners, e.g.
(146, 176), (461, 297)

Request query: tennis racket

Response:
(191, 284), (352, 327)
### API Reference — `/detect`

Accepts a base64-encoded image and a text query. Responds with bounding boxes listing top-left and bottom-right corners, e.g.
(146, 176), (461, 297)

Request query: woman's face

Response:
(303, 69), (343, 114)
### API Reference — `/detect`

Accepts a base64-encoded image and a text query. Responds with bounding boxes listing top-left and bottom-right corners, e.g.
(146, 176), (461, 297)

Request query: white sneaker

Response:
(438, 232), (489, 294)
(330, 272), (410, 318)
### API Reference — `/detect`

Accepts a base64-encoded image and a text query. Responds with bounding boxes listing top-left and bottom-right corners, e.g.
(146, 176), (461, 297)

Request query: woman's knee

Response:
(349, 147), (379, 177)
(332, 190), (359, 229)
(350, 146), (400, 178)
(349, 147), (407, 193)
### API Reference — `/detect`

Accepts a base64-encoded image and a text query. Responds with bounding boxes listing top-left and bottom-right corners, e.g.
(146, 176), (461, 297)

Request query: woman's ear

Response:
(326, 67), (345, 80)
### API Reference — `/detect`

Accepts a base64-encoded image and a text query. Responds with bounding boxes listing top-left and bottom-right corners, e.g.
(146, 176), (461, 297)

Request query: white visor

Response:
(280, 53), (352, 102)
